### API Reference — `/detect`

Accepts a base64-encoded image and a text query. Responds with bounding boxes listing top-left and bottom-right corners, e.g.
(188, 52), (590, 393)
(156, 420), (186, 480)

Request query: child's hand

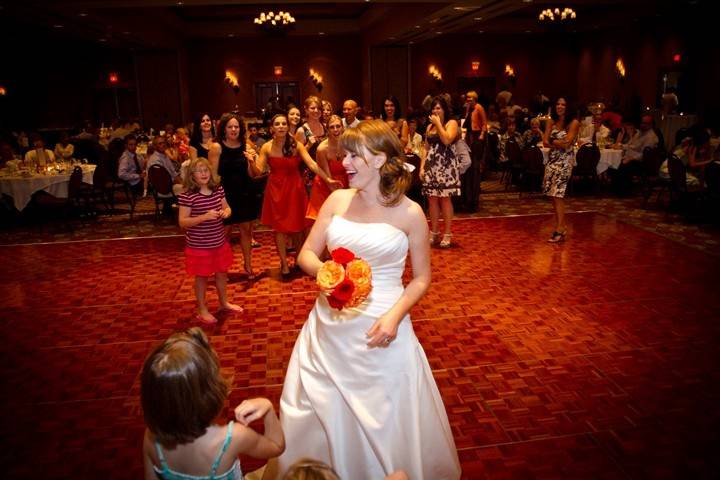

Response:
(221, 208), (231, 219)
(204, 209), (221, 221)
(235, 398), (273, 426)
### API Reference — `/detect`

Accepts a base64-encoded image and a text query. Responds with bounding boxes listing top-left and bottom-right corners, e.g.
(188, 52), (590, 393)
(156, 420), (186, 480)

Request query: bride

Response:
(264, 120), (461, 479)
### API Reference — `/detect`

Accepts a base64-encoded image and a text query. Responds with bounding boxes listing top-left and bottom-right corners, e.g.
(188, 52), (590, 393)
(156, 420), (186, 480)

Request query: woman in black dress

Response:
(190, 112), (218, 160)
(209, 113), (261, 279)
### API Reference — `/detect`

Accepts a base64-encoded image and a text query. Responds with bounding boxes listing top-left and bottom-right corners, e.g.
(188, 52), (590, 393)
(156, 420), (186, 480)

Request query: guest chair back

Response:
(521, 145), (544, 192)
(148, 165), (174, 219)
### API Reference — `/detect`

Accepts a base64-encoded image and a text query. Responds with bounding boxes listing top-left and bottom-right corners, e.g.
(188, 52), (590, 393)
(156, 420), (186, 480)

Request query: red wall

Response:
(409, 24), (696, 116)
(185, 36), (364, 120)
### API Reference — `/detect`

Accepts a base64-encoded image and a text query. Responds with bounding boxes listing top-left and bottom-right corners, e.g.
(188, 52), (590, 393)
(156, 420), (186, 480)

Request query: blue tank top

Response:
(153, 422), (243, 480)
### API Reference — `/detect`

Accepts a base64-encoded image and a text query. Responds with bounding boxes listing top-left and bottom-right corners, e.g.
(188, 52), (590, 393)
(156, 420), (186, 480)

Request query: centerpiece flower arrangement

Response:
(316, 247), (372, 310)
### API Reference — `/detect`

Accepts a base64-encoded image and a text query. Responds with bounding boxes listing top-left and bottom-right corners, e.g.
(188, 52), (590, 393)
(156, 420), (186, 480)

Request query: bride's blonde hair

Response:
(339, 120), (411, 207)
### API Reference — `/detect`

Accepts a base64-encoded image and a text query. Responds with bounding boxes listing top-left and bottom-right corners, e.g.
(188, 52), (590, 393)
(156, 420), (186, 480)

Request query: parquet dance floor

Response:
(1, 212), (719, 478)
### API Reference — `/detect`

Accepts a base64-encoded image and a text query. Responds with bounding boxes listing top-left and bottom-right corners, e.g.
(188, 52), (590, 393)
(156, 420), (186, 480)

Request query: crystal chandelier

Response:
(254, 10), (296, 32)
(539, 7), (577, 22)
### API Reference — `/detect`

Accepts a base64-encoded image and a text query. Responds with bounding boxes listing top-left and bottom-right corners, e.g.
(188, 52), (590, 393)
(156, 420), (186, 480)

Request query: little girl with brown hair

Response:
(142, 327), (285, 479)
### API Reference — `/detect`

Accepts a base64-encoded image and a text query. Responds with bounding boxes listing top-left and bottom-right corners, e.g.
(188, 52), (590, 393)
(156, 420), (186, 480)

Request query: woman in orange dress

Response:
(250, 114), (342, 276)
(305, 115), (349, 224)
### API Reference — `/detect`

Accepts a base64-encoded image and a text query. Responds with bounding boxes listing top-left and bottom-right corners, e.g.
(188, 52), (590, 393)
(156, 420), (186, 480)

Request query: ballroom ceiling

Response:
(0, 0), (708, 49)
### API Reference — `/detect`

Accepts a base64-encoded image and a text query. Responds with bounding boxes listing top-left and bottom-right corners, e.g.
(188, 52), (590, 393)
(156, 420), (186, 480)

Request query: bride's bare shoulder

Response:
(323, 188), (357, 213)
(394, 196), (427, 233)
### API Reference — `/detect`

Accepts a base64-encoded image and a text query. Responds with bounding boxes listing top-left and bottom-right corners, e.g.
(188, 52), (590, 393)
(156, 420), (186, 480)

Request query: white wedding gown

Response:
(266, 215), (461, 480)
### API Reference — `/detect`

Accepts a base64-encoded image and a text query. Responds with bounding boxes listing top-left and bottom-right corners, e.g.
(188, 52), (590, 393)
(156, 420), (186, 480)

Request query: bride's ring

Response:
(383, 337), (392, 344)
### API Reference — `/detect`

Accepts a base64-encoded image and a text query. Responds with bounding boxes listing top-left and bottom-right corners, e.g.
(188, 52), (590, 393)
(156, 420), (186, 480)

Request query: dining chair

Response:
(148, 165), (175, 220)
(666, 154), (704, 220)
(570, 143), (600, 194)
(521, 145), (544, 193)
(503, 139), (522, 189)
(640, 146), (668, 208)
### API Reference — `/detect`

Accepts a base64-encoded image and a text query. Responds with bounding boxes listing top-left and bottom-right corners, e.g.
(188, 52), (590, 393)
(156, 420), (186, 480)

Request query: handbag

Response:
(453, 137), (472, 174)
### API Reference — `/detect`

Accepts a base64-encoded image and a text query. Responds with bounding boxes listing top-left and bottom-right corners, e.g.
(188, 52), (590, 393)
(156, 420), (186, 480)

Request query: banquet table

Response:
(540, 146), (623, 174)
(0, 164), (95, 211)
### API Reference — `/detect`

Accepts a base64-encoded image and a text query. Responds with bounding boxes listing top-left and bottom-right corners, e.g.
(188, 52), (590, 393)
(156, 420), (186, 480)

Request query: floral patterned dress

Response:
(542, 126), (575, 198)
(422, 132), (461, 197)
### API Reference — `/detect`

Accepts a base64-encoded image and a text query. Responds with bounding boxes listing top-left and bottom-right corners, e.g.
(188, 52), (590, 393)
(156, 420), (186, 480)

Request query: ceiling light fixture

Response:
(539, 7), (577, 22)
(254, 10), (296, 35)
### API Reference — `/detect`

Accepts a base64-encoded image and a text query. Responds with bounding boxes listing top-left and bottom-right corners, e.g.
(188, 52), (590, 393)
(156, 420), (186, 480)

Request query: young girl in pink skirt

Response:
(179, 157), (243, 324)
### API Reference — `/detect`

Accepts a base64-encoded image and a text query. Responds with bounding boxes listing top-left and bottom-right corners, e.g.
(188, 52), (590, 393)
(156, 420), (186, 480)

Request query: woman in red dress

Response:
(306, 115), (349, 224)
(250, 114), (342, 277)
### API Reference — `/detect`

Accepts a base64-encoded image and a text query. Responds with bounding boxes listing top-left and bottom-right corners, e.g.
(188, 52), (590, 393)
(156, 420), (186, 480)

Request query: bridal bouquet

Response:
(316, 247), (372, 310)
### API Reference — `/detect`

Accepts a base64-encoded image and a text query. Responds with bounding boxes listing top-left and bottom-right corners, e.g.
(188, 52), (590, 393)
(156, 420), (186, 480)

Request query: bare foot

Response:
(196, 311), (218, 324)
(220, 303), (244, 313)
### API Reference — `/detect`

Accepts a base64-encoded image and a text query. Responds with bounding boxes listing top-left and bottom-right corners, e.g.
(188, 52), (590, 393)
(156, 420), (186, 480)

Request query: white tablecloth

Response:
(540, 147), (623, 174)
(0, 165), (95, 211)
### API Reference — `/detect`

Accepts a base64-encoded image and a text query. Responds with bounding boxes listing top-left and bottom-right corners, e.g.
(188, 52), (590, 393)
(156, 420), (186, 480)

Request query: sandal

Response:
(439, 233), (452, 248)
(429, 231), (439, 246)
(547, 231), (566, 243)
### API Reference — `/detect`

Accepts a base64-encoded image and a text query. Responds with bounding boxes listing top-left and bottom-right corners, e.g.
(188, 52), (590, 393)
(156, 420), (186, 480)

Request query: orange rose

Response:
(345, 259), (372, 308)
(316, 260), (345, 290)
(345, 281), (372, 308)
(345, 259), (372, 287)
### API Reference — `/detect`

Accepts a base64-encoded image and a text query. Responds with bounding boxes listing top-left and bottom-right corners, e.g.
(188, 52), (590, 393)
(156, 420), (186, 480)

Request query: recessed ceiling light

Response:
(319, 32), (325, 35)
(523, 0), (533, 3)
(389, 37), (395, 40)
(98, 38), (107, 42)
(122, 31), (131, 35)
(524, 30), (531, 33)
(408, 41), (414, 44)
(53, 24), (64, 28)
(435, 31), (442, 34)
(478, 30), (485, 34)
(474, 17), (483, 21)
(414, 25), (421, 28)
(430, 18), (438, 23)
(78, 12), (88, 17)
(227, 33), (235, 37)
(176, 1), (184, 5)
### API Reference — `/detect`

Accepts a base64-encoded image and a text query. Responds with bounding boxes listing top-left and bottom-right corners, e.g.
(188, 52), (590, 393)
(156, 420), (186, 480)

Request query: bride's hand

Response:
(366, 314), (399, 348)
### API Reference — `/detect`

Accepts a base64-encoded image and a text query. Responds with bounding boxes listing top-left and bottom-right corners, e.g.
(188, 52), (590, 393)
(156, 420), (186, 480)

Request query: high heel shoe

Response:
(439, 233), (452, 248)
(547, 230), (566, 243)
(429, 231), (439, 246)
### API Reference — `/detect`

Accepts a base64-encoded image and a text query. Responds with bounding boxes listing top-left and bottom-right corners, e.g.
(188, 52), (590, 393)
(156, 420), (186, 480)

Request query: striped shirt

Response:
(178, 186), (227, 249)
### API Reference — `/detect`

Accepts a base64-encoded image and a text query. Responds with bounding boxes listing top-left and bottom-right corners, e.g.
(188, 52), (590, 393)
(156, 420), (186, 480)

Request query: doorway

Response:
(255, 82), (300, 121)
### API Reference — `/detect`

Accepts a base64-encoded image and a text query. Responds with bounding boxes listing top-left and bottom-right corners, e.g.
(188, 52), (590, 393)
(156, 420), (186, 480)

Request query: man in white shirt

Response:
(24, 135), (55, 170)
(342, 99), (361, 129)
(147, 136), (182, 211)
(622, 115), (659, 163)
(612, 114), (659, 195)
(579, 113), (611, 146)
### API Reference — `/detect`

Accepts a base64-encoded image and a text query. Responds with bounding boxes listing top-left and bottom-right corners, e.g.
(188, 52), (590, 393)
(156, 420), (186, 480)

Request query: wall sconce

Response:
(108, 72), (119, 85)
(309, 68), (323, 91)
(274, 65), (283, 76)
(225, 69), (240, 94)
(0, 86), (7, 96)
(504, 64), (516, 86)
(471, 61), (480, 72)
(428, 65), (442, 81)
(616, 58), (626, 80)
